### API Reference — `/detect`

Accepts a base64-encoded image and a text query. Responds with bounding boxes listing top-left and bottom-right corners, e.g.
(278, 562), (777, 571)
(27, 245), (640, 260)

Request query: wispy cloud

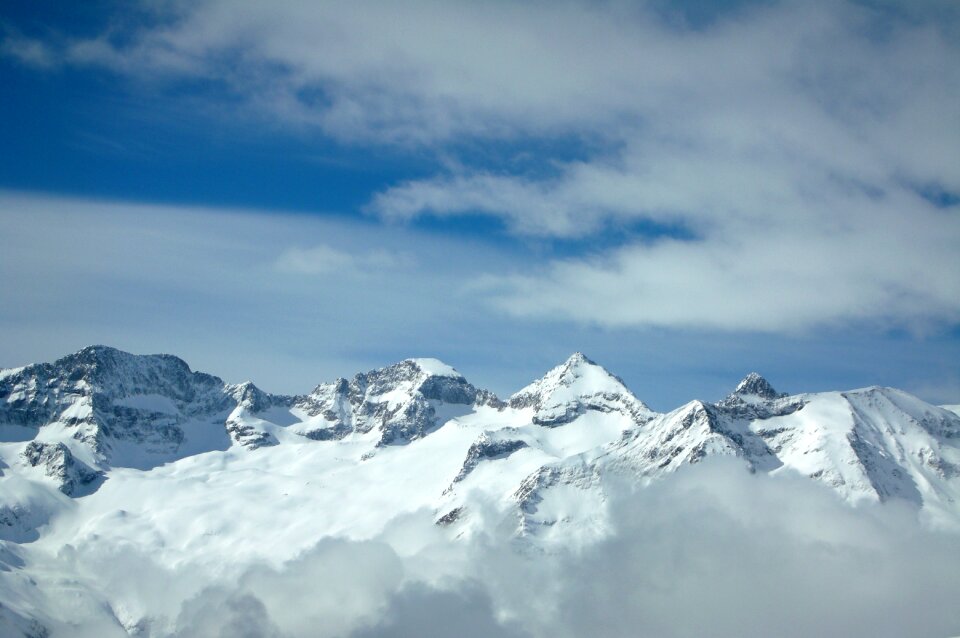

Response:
(2, 2), (959, 402)
(0, 192), (520, 394)
(9, 0), (957, 333)
(0, 32), (58, 68)
(274, 244), (410, 277)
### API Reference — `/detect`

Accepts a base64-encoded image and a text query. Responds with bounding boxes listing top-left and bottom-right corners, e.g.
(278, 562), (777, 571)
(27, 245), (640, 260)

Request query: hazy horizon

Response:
(2, 0), (958, 405)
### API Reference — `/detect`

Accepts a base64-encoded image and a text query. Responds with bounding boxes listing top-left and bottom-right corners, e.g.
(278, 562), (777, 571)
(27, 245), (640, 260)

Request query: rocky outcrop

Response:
(295, 358), (497, 446)
(508, 353), (654, 427)
(21, 442), (101, 496)
(453, 434), (528, 484)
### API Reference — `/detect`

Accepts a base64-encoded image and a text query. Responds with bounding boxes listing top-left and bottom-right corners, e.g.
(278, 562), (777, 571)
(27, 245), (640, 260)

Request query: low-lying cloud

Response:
(8, 459), (960, 637)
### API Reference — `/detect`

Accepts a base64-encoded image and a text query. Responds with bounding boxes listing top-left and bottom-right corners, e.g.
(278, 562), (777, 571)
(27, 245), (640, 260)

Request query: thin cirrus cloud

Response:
(2, 0), (959, 334)
(274, 245), (411, 277)
(0, 192), (524, 395)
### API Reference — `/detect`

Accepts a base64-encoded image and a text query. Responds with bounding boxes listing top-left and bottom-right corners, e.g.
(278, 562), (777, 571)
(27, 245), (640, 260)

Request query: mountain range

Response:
(1, 345), (959, 635)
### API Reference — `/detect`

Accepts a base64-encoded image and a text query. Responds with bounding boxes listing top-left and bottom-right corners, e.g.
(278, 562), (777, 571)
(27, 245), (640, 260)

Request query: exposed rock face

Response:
(228, 381), (276, 413)
(716, 373), (805, 420)
(1, 346), (224, 428)
(3, 346), (960, 638)
(435, 506), (464, 526)
(224, 416), (277, 450)
(504, 373), (960, 538)
(1, 346), (228, 456)
(21, 442), (101, 496)
(0, 346), (281, 473)
(453, 434), (528, 484)
(223, 382), (287, 449)
(2, 346), (960, 541)
(295, 358), (497, 446)
(729, 372), (785, 400)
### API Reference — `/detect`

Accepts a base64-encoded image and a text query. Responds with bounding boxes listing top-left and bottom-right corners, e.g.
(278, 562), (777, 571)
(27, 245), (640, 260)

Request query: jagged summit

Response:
(61, 344), (198, 373)
(227, 380), (274, 412)
(4, 345), (959, 520)
(3, 348), (960, 634)
(563, 351), (600, 369)
(295, 357), (489, 446)
(307, 358), (465, 396)
(44, 345), (227, 396)
(509, 352), (653, 426)
(71, 343), (121, 358)
(510, 352), (624, 404)
(715, 372), (791, 416)
(566, 351), (592, 366)
(352, 358), (476, 403)
(731, 372), (784, 400)
(0, 345), (272, 472)
(0, 345), (230, 421)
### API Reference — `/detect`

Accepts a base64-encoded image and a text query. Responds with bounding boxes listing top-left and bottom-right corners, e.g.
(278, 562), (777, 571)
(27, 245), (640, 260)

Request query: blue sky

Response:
(1, 0), (959, 408)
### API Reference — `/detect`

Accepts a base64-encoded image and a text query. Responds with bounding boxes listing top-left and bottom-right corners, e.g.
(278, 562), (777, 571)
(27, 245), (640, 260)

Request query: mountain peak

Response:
(507, 353), (654, 424)
(404, 358), (463, 379)
(732, 372), (783, 399)
(57, 345), (197, 378)
(296, 357), (481, 446)
(512, 352), (619, 398)
(76, 344), (121, 356)
(565, 351), (593, 366)
(61, 344), (126, 366)
(558, 352), (622, 385)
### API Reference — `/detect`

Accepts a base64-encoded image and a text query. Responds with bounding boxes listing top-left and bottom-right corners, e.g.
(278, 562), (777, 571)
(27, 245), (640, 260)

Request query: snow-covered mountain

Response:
(292, 357), (498, 446)
(2, 346), (958, 536)
(0, 346), (260, 485)
(1, 346), (959, 635)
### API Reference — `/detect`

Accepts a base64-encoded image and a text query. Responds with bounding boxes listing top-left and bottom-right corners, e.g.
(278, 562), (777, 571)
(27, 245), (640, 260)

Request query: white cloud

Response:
(274, 244), (409, 276)
(24, 0), (956, 332)
(4, 1), (960, 344)
(476, 188), (960, 331)
(19, 1), (956, 153)
(521, 461), (960, 638)
(0, 192), (520, 394)
(9, 460), (960, 637)
(353, 0), (960, 331)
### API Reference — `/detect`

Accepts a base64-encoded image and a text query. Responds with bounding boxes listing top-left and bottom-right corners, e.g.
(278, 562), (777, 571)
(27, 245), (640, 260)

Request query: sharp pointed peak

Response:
(229, 379), (264, 393)
(560, 352), (625, 383)
(732, 372), (783, 399)
(510, 352), (631, 404)
(547, 352), (608, 378)
(564, 351), (595, 366)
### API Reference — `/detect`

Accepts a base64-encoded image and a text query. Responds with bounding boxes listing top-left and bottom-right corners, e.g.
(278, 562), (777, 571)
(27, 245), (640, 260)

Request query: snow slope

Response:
(1, 347), (959, 635)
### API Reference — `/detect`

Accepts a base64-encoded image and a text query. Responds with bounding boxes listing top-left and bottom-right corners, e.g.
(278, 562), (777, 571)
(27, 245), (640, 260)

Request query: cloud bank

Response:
(6, 460), (960, 637)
